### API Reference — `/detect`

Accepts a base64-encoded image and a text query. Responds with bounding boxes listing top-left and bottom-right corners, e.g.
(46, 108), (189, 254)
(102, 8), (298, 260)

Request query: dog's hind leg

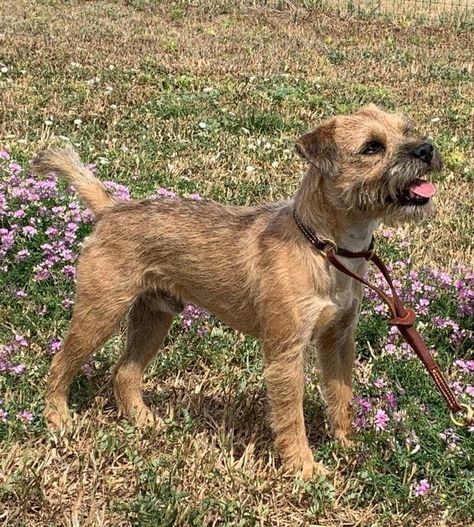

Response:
(44, 255), (136, 431)
(112, 292), (176, 427)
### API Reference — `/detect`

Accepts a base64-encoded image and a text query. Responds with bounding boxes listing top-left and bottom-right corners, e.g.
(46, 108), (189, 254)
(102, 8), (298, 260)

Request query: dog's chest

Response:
(330, 257), (366, 311)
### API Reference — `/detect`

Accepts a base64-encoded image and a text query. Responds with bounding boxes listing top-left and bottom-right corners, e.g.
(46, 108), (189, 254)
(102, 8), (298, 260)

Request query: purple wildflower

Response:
(10, 364), (26, 375)
(374, 377), (386, 389)
(374, 409), (389, 431)
(454, 359), (474, 374)
(15, 334), (28, 347)
(17, 410), (34, 423)
(156, 187), (176, 198)
(49, 339), (62, 353)
(181, 304), (209, 331)
(82, 363), (94, 378)
(414, 479), (430, 497)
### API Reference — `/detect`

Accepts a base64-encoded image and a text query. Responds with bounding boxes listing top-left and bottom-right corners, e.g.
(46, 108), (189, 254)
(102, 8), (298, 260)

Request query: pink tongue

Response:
(409, 179), (437, 198)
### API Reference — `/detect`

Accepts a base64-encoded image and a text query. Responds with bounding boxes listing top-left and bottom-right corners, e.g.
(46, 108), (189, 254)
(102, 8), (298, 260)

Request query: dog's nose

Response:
(412, 142), (434, 164)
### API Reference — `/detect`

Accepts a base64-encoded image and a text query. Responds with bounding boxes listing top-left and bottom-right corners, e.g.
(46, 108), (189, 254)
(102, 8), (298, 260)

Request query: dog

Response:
(32, 104), (442, 479)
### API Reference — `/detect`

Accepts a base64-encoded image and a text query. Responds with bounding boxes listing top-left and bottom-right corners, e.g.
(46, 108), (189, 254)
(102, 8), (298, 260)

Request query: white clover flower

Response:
(44, 120), (53, 126)
(245, 165), (255, 174)
(73, 119), (82, 126)
(1, 66), (8, 73)
(198, 121), (207, 129)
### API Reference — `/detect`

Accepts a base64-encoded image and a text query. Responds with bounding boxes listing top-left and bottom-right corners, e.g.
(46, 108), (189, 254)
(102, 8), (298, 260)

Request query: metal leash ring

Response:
(450, 403), (474, 428)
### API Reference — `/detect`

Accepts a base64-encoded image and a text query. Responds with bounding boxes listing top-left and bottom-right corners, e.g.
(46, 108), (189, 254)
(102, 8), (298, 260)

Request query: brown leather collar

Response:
(293, 209), (374, 259)
(293, 210), (473, 426)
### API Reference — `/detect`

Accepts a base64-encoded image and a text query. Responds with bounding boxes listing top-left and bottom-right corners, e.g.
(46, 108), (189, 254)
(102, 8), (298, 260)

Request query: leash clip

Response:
(450, 403), (474, 428)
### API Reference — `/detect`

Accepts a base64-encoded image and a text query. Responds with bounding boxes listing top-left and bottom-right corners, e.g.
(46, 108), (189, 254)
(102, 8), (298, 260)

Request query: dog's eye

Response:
(361, 141), (384, 155)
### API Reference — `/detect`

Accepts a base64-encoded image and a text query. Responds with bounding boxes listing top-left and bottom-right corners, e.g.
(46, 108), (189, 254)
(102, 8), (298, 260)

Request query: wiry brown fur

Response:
(31, 105), (442, 479)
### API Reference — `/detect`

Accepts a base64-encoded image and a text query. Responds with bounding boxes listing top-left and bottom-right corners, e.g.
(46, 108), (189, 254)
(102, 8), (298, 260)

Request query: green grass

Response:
(0, 1), (473, 526)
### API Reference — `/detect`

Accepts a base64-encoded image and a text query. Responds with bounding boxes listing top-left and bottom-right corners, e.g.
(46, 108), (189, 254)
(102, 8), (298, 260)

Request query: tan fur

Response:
(32, 146), (116, 213)
(31, 105), (442, 479)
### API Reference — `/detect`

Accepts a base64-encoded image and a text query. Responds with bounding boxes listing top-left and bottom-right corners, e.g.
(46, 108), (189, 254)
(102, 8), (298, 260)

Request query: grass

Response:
(0, 1), (473, 526)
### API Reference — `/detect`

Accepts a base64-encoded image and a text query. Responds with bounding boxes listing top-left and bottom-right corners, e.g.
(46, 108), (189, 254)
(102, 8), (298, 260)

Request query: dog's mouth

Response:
(389, 178), (437, 206)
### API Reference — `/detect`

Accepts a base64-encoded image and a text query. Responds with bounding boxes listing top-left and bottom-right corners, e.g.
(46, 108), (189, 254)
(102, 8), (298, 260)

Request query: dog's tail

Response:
(31, 147), (116, 214)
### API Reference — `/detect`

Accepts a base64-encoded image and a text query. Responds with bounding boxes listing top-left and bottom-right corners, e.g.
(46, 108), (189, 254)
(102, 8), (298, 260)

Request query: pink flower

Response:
(82, 363), (94, 378)
(62, 298), (74, 310)
(49, 339), (62, 353)
(17, 410), (34, 423)
(14, 334), (28, 347)
(374, 377), (386, 389)
(414, 479), (430, 497)
(455, 359), (474, 374)
(10, 364), (26, 375)
(0, 150), (10, 160)
(374, 409), (389, 431)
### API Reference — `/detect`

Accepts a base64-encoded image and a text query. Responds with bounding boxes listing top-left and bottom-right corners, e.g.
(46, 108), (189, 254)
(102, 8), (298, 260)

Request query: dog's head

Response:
(296, 104), (443, 223)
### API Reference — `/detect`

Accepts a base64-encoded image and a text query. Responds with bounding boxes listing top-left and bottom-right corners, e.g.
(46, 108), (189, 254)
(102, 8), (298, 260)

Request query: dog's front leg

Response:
(317, 317), (357, 447)
(264, 339), (328, 479)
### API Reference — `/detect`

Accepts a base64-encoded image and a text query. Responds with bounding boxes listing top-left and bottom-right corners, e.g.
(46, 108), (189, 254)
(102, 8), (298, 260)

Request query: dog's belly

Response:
(144, 272), (262, 337)
(183, 290), (261, 337)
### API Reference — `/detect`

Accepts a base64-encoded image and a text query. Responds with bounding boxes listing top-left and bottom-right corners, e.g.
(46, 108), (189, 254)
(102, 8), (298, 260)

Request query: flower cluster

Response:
(0, 149), (208, 427)
(181, 304), (210, 334)
(360, 248), (473, 406)
(0, 335), (28, 376)
(353, 385), (399, 432)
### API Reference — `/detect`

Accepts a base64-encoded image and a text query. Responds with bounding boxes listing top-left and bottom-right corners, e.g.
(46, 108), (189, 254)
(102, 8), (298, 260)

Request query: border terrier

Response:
(32, 104), (441, 479)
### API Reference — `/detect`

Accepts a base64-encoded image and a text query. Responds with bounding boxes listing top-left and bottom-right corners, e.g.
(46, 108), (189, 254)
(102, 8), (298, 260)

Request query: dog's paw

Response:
(300, 459), (329, 480)
(334, 428), (355, 448)
(44, 404), (72, 433)
(132, 407), (164, 430)
(282, 447), (329, 480)
(338, 436), (355, 449)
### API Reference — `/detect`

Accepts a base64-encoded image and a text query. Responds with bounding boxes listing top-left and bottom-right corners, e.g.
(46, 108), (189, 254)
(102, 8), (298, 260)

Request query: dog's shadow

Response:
(73, 371), (328, 463)
(142, 384), (328, 461)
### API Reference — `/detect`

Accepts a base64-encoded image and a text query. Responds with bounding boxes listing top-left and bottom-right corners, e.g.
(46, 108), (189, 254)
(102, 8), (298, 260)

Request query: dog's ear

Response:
(356, 103), (382, 115)
(295, 120), (338, 175)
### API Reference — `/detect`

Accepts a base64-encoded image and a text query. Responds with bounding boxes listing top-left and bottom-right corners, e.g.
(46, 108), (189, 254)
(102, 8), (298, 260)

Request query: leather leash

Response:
(293, 210), (473, 426)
